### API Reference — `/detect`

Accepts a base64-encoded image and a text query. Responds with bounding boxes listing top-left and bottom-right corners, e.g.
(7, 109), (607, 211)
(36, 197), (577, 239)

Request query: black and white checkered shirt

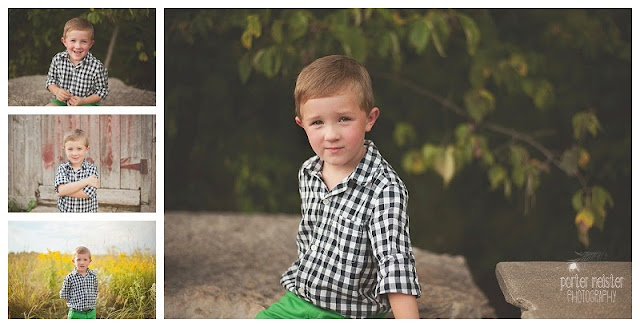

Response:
(60, 268), (98, 311)
(54, 159), (99, 212)
(281, 140), (421, 318)
(45, 51), (109, 100)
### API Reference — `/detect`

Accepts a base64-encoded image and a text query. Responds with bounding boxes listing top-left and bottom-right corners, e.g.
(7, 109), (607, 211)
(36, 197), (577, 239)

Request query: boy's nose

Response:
(324, 126), (340, 141)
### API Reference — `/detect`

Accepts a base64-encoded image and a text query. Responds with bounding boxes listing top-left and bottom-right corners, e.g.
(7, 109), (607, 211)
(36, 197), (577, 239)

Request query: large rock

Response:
(496, 261), (631, 318)
(8, 75), (155, 106)
(165, 212), (496, 319)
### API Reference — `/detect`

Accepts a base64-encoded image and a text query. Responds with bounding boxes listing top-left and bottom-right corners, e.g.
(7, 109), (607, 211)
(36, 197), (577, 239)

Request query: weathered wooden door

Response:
(8, 115), (156, 212)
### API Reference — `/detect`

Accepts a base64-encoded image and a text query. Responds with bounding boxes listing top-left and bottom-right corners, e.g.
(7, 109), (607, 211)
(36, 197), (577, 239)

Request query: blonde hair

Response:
(294, 55), (374, 118)
(63, 17), (94, 39)
(73, 246), (92, 261)
(63, 129), (89, 147)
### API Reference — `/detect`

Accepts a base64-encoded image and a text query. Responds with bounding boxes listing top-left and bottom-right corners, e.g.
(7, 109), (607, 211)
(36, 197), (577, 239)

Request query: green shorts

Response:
(50, 99), (100, 106)
(255, 291), (386, 319)
(68, 308), (96, 319)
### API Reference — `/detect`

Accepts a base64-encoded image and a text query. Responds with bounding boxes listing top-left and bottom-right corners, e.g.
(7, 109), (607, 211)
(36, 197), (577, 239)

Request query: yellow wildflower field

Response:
(8, 249), (156, 319)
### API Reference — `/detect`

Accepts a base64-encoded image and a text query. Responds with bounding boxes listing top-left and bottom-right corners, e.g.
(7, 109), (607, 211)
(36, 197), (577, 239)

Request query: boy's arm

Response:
(47, 84), (72, 102)
(59, 275), (70, 299)
(57, 178), (91, 196)
(388, 293), (419, 318)
(368, 183), (422, 315)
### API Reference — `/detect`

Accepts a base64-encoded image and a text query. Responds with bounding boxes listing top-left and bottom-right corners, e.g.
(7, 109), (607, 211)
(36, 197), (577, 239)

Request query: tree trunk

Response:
(104, 24), (120, 69)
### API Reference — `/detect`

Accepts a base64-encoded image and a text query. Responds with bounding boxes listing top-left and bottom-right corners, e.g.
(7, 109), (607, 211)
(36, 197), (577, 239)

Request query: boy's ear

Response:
(365, 107), (380, 132)
(295, 116), (304, 128)
(61, 37), (66, 45)
(88, 39), (95, 49)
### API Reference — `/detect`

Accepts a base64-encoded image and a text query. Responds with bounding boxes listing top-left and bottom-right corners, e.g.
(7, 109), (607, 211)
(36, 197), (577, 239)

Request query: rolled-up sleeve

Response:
(368, 183), (421, 297)
(59, 275), (70, 299)
(93, 65), (109, 99)
(54, 165), (69, 193)
(45, 55), (58, 89)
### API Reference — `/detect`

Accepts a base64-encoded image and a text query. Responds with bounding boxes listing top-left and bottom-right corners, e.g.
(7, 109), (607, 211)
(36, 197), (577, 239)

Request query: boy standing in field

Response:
(60, 246), (98, 319)
(55, 129), (99, 212)
(45, 17), (109, 106)
(256, 55), (421, 319)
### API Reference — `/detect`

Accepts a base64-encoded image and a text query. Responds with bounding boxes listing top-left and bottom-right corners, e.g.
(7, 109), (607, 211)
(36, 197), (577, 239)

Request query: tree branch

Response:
(375, 71), (589, 190)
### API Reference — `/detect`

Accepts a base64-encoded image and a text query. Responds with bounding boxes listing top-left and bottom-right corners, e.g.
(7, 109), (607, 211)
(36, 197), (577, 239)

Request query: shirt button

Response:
(298, 287), (305, 295)
(311, 244), (318, 251)
(323, 198), (330, 205)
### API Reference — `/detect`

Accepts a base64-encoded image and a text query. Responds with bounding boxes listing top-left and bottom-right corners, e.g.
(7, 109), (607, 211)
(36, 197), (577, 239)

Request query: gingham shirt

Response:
(60, 268), (98, 311)
(54, 159), (99, 212)
(281, 140), (421, 318)
(45, 51), (109, 100)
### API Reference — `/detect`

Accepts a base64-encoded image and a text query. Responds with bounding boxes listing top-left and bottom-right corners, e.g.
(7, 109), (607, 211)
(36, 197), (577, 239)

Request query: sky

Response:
(8, 221), (155, 255)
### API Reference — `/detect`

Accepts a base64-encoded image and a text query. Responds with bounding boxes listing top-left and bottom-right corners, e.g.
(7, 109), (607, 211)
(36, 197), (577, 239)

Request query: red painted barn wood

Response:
(8, 115), (156, 212)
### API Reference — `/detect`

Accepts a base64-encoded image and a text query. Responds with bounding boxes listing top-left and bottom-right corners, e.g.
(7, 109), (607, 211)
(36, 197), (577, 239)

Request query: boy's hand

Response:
(56, 88), (72, 102)
(85, 175), (100, 188)
(67, 96), (85, 106)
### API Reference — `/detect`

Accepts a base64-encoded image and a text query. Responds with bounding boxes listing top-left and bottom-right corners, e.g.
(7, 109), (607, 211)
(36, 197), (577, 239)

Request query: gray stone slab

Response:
(165, 212), (496, 318)
(496, 261), (631, 318)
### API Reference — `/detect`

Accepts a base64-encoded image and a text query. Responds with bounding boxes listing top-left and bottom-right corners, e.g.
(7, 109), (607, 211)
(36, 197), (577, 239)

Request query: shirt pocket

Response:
(331, 210), (367, 267)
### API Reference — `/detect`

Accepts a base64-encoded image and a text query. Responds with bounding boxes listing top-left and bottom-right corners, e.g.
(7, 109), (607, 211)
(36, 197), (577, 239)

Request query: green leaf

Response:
(340, 28), (367, 62)
(241, 15), (262, 49)
(271, 19), (284, 44)
(253, 46), (281, 78)
(457, 13), (480, 55)
(559, 147), (579, 176)
(422, 143), (441, 168)
(138, 52), (148, 62)
(572, 111), (601, 140)
(454, 124), (471, 146)
(402, 150), (426, 174)
(393, 122), (416, 147)
(572, 190), (584, 211)
(464, 88), (495, 122)
(288, 10), (309, 40)
(434, 145), (455, 186)
(238, 53), (252, 84)
(26, 199), (37, 212)
(427, 11), (450, 57)
(408, 18), (431, 54)
(488, 165), (507, 190)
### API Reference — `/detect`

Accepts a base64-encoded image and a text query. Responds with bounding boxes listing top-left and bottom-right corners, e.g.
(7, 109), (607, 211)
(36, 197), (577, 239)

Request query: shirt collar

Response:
(302, 140), (382, 188)
(63, 159), (90, 171)
(63, 51), (94, 66)
(71, 267), (95, 276)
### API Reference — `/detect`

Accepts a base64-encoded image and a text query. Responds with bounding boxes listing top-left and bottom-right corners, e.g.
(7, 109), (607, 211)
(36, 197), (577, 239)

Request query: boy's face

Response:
(61, 29), (94, 65)
(295, 91), (379, 174)
(73, 253), (91, 274)
(64, 139), (89, 168)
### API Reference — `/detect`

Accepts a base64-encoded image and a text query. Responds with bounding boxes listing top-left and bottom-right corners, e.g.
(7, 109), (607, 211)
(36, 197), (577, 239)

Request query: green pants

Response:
(256, 291), (386, 319)
(50, 99), (100, 106)
(68, 308), (96, 319)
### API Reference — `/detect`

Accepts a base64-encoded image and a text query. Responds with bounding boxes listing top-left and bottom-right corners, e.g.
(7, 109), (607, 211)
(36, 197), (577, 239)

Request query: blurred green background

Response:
(164, 9), (631, 317)
(9, 8), (156, 91)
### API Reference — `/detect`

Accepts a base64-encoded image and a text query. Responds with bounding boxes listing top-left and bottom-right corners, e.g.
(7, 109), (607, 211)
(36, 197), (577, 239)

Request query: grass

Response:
(8, 249), (156, 319)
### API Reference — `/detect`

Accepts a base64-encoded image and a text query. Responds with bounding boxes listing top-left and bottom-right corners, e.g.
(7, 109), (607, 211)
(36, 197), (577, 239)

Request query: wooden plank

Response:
(38, 185), (141, 206)
(8, 115), (16, 201)
(40, 115), (56, 186)
(25, 115), (42, 199)
(11, 116), (28, 198)
(140, 115), (156, 210)
(120, 115), (142, 190)
(80, 115), (101, 169)
(99, 115), (121, 189)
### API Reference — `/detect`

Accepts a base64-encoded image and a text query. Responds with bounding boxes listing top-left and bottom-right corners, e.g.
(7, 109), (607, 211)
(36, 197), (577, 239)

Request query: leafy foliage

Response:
(8, 8), (156, 90)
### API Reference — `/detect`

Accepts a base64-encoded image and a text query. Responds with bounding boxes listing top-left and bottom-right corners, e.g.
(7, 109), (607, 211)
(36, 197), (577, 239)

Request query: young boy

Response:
(55, 129), (99, 212)
(256, 55), (421, 319)
(45, 17), (109, 106)
(60, 246), (98, 319)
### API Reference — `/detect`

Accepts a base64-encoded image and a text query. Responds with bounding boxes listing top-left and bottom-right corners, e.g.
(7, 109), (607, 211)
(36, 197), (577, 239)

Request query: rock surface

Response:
(496, 261), (631, 318)
(165, 212), (496, 319)
(8, 75), (155, 106)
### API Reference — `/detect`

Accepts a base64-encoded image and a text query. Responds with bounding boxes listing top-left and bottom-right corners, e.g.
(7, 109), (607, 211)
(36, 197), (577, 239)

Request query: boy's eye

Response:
(311, 120), (323, 126)
(339, 117), (351, 122)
